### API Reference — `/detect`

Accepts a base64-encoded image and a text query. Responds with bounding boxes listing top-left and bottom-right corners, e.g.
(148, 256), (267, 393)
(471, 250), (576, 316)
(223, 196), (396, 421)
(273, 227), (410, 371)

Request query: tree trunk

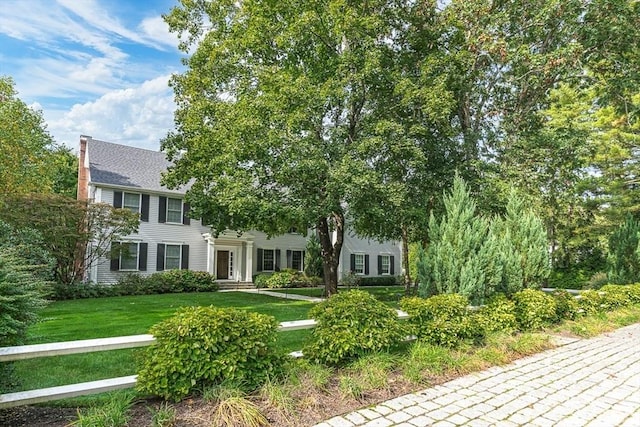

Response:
(317, 213), (345, 297)
(401, 225), (412, 295)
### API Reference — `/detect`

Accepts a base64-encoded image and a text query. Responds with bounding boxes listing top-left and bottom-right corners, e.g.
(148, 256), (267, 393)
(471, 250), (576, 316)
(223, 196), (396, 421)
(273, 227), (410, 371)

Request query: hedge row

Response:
(136, 284), (640, 400)
(51, 270), (218, 300)
(254, 269), (322, 288)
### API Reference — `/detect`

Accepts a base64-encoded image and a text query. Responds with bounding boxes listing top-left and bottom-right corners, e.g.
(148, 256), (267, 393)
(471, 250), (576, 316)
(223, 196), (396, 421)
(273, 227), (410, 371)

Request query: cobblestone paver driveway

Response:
(315, 323), (640, 427)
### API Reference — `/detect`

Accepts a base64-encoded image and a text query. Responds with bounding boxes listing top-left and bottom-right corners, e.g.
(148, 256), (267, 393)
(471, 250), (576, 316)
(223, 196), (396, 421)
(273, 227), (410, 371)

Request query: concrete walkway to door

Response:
(225, 288), (326, 303)
(315, 323), (640, 427)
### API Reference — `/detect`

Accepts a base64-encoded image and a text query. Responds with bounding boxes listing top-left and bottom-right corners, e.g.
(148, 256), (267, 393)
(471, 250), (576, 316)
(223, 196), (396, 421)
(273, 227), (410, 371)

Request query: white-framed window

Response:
(291, 250), (303, 271)
(123, 192), (141, 213)
(354, 253), (365, 275)
(120, 242), (139, 271)
(263, 249), (275, 271)
(165, 244), (182, 270)
(380, 255), (391, 275)
(166, 198), (183, 223)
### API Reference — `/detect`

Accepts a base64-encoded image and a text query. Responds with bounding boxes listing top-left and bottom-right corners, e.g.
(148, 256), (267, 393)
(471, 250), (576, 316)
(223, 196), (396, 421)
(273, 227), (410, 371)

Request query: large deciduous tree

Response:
(162, 0), (423, 295)
(0, 76), (58, 195)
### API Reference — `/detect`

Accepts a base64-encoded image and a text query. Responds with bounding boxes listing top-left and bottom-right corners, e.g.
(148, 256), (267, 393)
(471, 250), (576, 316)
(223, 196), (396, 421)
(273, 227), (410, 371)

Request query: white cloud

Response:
(47, 75), (176, 151)
(139, 15), (180, 50)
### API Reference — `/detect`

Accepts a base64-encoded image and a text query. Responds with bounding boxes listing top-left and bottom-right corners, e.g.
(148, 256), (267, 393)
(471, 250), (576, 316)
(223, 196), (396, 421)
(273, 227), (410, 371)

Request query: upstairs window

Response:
(123, 192), (140, 213)
(113, 191), (149, 221)
(166, 198), (183, 223)
(159, 196), (190, 225)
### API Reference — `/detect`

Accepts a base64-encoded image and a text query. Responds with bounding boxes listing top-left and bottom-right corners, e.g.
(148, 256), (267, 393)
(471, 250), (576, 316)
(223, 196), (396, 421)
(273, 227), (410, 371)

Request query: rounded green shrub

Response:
(266, 269), (296, 288)
(551, 289), (580, 321)
(137, 306), (284, 400)
(512, 289), (556, 330)
(400, 294), (479, 347)
(628, 283), (640, 303)
(577, 289), (605, 315)
(303, 290), (406, 365)
(599, 284), (632, 309)
(477, 293), (517, 333)
(254, 273), (270, 288)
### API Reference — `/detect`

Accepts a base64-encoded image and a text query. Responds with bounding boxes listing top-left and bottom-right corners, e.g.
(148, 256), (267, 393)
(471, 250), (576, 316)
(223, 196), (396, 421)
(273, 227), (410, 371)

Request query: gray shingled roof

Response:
(88, 138), (187, 195)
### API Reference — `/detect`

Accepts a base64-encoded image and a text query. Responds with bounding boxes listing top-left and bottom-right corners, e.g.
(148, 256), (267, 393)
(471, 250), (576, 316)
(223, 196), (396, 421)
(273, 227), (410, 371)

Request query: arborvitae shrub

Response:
(551, 289), (580, 321)
(400, 294), (479, 347)
(477, 293), (517, 334)
(303, 290), (406, 365)
(137, 306), (284, 400)
(513, 289), (556, 331)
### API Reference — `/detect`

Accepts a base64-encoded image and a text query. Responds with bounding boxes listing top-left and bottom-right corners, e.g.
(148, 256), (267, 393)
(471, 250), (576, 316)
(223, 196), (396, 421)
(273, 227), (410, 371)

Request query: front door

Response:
(216, 250), (229, 279)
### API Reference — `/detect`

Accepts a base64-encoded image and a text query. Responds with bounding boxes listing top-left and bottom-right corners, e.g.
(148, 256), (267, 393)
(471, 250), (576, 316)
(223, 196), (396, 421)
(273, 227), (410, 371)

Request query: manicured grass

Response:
(8, 292), (315, 396)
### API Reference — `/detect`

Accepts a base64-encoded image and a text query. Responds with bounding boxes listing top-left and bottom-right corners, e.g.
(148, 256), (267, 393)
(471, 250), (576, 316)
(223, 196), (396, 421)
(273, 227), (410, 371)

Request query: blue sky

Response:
(0, 0), (184, 151)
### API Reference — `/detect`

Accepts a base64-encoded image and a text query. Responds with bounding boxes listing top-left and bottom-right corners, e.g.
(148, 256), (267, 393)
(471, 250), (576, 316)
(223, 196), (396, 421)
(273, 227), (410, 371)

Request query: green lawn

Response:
(8, 292), (315, 396)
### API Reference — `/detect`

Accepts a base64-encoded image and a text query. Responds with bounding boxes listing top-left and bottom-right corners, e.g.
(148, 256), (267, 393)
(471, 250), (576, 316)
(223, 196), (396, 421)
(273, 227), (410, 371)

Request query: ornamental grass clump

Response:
(303, 290), (406, 365)
(137, 306), (285, 401)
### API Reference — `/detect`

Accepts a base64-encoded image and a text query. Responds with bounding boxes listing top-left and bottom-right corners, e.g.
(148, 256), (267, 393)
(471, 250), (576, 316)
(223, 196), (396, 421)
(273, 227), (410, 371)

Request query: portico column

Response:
(245, 241), (254, 282)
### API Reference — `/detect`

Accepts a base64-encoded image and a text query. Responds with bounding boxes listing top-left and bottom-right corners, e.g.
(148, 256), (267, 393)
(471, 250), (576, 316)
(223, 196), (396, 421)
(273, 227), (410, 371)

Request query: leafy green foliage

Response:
(577, 289), (606, 315)
(599, 284), (633, 310)
(401, 294), (480, 347)
(0, 221), (50, 350)
(304, 234), (323, 279)
(551, 290), (580, 321)
(607, 215), (640, 284)
(137, 306), (285, 400)
(512, 289), (557, 330)
(417, 177), (493, 304)
(0, 193), (139, 285)
(476, 294), (517, 334)
(255, 269), (322, 289)
(418, 178), (549, 304)
(0, 76), (57, 195)
(50, 270), (219, 300)
(72, 391), (134, 427)
(303, 290), (406, 365)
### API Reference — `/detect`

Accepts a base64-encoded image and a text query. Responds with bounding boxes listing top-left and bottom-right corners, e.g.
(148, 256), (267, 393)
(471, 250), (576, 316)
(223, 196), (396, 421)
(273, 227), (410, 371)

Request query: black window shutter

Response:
(275, 249), (281, 271)
(350, 254), (356, 272)
(302, 251), (306, 271)
(286, 250), (292, 268)
(182, 202), (190, 225)
(140, 195), (150, 222)
(110, 242), (121, 271)
(364, 254), (370, 275)
(181, 245), (190, 270)
(390, 256), (395, 275)
(257, 248), (263, 272)
(113, 191), (123, 208)
(138, 243), (148, 271)
(158, 197), (167, 223)
(377, 255), (382, 275)
(156, 243), (165, 271)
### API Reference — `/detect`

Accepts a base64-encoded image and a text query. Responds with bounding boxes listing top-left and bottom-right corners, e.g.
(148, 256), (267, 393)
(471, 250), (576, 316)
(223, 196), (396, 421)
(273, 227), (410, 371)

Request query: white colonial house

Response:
(77, 136), (401, 284)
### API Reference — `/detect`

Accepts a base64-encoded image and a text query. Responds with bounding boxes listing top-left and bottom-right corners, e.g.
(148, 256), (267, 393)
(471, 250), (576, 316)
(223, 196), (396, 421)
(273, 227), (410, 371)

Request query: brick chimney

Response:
(77, 135), (90, 200)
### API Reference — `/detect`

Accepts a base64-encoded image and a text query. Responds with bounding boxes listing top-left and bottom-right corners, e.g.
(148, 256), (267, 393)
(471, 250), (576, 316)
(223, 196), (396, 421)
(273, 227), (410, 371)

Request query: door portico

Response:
(203, 232), (255, 282)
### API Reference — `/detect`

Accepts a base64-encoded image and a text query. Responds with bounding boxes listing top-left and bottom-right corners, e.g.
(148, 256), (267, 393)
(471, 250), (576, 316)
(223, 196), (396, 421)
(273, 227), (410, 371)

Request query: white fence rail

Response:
(1, 288), (580, 409)
(0, 310), (408, 409)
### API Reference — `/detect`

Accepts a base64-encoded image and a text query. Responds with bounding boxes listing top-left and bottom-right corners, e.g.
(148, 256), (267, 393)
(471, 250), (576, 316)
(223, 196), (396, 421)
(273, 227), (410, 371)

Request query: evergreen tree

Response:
(607, 215), (640, 284)
(417, 176), (491, 304)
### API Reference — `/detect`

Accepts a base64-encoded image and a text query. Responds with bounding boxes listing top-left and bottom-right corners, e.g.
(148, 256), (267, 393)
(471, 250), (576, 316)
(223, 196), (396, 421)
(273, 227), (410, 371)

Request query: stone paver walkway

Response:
(315, 323), (640, 427)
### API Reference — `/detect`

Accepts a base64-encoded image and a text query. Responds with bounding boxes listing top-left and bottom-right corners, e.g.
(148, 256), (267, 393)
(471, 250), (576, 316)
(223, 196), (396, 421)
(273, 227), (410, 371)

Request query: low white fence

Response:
(1, 288), (583, 409)
(0, 311), (409, 409)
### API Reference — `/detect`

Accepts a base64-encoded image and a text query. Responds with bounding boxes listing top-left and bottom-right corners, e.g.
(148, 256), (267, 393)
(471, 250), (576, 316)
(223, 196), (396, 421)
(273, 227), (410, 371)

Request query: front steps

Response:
(217, 282), (256, 291)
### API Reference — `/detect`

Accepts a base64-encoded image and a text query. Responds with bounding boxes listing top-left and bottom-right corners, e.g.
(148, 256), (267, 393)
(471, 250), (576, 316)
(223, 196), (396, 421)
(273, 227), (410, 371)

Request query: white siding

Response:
(94, 188), (209, 284)
(339, 231), (401, 280)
